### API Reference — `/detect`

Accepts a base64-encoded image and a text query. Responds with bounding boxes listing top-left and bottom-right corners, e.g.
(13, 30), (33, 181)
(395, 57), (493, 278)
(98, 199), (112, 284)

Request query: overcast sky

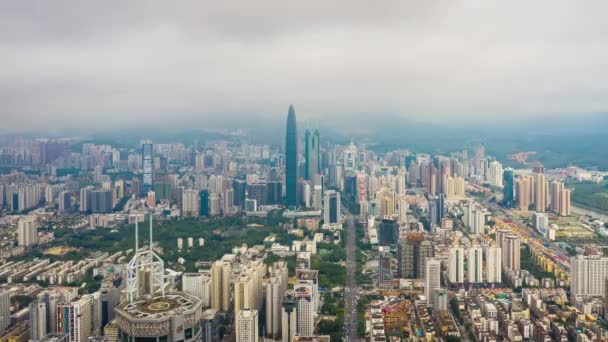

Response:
(1, 1), (608, 131)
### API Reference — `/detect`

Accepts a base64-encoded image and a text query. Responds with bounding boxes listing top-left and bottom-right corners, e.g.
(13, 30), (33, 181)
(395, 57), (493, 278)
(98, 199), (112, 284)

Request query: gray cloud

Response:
(1, 1), (608, 131)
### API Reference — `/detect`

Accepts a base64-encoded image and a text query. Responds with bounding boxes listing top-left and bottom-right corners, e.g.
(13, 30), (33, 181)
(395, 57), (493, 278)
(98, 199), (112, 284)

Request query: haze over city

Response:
(2, 1), (608, 132)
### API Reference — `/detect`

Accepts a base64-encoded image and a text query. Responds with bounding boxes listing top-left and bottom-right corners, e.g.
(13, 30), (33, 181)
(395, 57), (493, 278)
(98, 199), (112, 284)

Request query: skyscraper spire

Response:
(285, 105), (298, 209)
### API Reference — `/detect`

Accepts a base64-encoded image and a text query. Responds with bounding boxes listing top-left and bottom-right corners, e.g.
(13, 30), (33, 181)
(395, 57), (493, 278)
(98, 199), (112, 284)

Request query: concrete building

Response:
(448, 247), (465, 283)
(467, 247), (483, 283)
(425, 258), (441, 307)
(17, 216), (38, 247)
(236, 309), (258, 342)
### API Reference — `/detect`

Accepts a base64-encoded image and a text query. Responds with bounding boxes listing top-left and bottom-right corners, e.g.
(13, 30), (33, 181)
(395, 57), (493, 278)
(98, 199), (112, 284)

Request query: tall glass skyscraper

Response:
(285, 105), (298, 209)
(503, 168), (514, 207)
(142, 143), (154, 194)
(304, 129), (320, 180)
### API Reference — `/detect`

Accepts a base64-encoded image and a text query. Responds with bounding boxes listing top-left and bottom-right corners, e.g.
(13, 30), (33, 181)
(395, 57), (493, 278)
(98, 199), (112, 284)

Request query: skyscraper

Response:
(503, 169), (514, 208)
(425, 258), (441, 307)
(281, 290), (297, 342)
(448, 247), (465, 283)
(142, 143), (154, 194)
(0, 290), (10, 333)
(571, 255), (608, 297)
(323, 190), (341, 225)
(17, 216), (38, 247)
(304, 129), (320, 180)
(485, 245), (502, 283)
(285, 105), (298, 209)
(467, 247), (483, 283)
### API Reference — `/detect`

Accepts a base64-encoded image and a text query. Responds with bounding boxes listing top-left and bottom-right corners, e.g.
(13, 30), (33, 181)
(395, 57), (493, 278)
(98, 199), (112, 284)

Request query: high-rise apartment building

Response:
(467, 247), (483, 283)
(29, 298), (48, 340)
(448, 247), (465, 283)
(17, 216), (38, 247)
(516, 177), (531, 211)
(572, 255), (608, 297)
(181, 189), (200, 217)
(182, 272), (211, 308)
(534, 173), (548, 212)
(503, 235), (521, 271)
(485, 246), (502, 283)
(211, 260), (232, 312)
(236, 309), (258, 342)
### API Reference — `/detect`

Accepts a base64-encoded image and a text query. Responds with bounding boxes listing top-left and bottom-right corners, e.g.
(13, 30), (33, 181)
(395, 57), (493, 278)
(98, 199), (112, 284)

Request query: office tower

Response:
(58, 191), (70, 212)
(294, 284), (314, 337)
(534, 173), (548, 212)
(142, 143), (154, 194)
(485, 246), (502, 283)
(247, 182), (268, 207)
(267, 181), (282, 205)
(181, 189), (200, 217)
(295, 269), (319, 311)
(17, 216), (38, 246)
(571, 255), (608, 297)
(282, 291), (297, 342)
(489, 161), (504, 188)
(304, 129), (320, 181)
(285, 105), (298, 209)
(323, 190), (341, 225)
(209, 193), (221, 216)
(0, 290), (10, 333)
(503, 235), (521, 271)
(467, 247), (483, 283)
(79, 186), (93, 212)
(236, 309), (258, 342)
(397, 234), (434, 278)
(224, 188), (235, 214)
(378, 247), (392, 287)
(448, 247), (465, 283)
(211, 260), (232, 312)
(356, 173), (367, 203)
(232, 179), (247, 209)
(503, 169), (514, 207)
(376, 186), (395, 217)
(92, 189), (113, 213)
(266, 277), (282, 339)
(379, 218), (399, 245)
(516, 177), (531, 211)
(100, 282), (120, 328)
(199, 190), (209, 216)
(425, 258), (441, 307)
(312, 185), (323, 210)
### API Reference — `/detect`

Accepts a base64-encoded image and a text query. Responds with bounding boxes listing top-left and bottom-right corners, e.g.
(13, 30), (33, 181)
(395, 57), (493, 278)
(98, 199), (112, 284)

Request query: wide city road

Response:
(343, 206), (361, 341)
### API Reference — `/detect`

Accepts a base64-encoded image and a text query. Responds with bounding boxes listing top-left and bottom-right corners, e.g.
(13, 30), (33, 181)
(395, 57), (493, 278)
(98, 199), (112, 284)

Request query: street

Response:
(343, 206), (361, 341)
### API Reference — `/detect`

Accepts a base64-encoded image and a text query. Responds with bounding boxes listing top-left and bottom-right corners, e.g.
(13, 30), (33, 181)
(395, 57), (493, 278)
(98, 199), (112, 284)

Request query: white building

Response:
(467, 247), (483, 283)
(425, 258), (441, 307)
(181, 189), (200, 217)
(236, 309), (258, 342)
(489, 161), (504, 188)
(17, 216), (38, 247)
(294, 284), (315, 337)
(485, 246), (502, 283)
(448, 247), (465, 283)
(182, 272), (212, 308)
(571, 255), (608, 297)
